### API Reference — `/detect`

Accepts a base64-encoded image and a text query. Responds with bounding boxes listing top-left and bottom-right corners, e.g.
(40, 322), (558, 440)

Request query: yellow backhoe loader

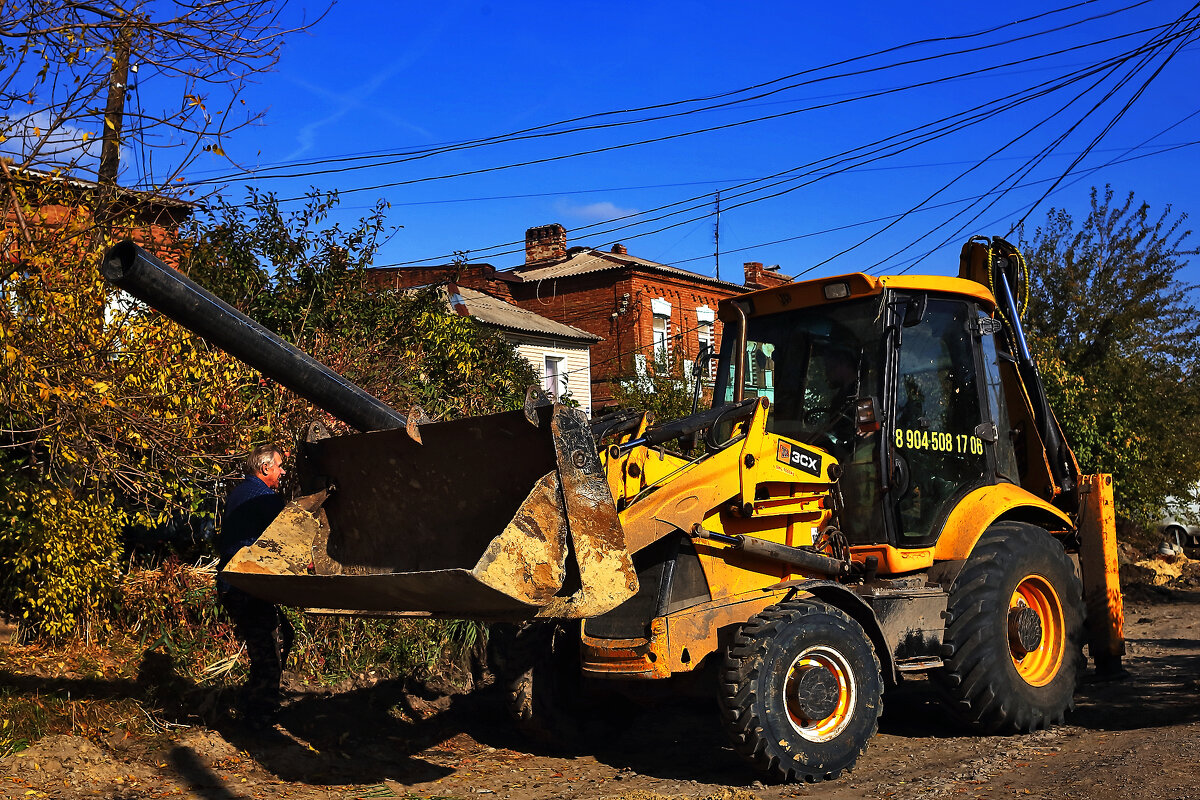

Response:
(102, 235), (1124, 783)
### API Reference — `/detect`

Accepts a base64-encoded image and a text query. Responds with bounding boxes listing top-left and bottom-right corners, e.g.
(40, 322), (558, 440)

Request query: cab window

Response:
(890, 298), (988, 543)
(715, 296), (888, 544)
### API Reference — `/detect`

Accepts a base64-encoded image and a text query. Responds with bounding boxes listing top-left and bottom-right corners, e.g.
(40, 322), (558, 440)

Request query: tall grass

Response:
(112, 558), (488, 688)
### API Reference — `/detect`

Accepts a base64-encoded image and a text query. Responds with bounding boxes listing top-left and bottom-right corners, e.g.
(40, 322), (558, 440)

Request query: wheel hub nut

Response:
(1008, 605), (1042, 655)
(792, 667), (840, 720)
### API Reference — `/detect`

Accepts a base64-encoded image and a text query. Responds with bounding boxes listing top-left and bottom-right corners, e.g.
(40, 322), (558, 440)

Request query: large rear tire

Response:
(718, 600), (883, 783)
(935, 521), (1084, 732)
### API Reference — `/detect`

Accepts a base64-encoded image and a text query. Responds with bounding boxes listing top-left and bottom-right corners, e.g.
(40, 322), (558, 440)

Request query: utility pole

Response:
(98, 26), (131, 185)
(713, 190), (721, 282)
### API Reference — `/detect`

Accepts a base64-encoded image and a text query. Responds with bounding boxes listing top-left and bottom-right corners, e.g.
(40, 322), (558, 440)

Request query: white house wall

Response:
(507, 333), (594, 414)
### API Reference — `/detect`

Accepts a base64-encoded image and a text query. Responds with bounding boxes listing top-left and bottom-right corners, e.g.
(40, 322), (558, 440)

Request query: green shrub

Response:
(0, 471), (122, 640)
(110, 560), (486, 689)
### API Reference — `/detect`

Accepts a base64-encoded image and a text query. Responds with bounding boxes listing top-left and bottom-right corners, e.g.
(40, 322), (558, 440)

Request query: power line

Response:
(872, 138), (1200, 275)
(879, 83), (1200, 271)
(284, 21), (1179, 210)
(576, 136), (1200, 279)
(267, 140), (1191, 212)
(818, 4), (1200, 275)
(179, 2), (1200, 294)
(191, 0), (1153, 187)
(1010, 5), (1200, 230)
(363, 16), (1199, 269)
(557, 10), (1200, 279)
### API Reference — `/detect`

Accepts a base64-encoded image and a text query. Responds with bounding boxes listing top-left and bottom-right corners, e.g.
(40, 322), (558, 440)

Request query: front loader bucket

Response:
(220, 404), (638, 620)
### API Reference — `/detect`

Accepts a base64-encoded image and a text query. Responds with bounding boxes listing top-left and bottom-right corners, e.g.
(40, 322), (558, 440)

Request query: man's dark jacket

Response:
(216, 474), (284, 572)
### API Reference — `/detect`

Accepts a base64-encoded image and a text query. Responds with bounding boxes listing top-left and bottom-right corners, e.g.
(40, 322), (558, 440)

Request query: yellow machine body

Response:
(578, 245), (1122, 682)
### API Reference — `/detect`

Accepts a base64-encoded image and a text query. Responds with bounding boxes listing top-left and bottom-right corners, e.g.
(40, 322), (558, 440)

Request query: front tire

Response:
(489, 621), (582, 747)
(718, 600), (883, 783)
(935, 521), (1084, 733)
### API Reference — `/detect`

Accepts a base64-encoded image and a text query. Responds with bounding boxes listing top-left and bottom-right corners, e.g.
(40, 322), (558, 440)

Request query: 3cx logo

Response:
(777, 441), (822, 476)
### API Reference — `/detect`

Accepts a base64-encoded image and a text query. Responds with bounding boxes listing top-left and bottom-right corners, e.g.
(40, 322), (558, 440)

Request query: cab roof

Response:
(719, 272), (998, 321)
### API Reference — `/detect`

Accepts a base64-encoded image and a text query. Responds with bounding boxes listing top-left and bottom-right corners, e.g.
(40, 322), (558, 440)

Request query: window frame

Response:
(543, 354), (567, 399)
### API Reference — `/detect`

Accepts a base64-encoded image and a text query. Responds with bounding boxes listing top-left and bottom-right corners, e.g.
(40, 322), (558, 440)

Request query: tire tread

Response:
(934, 522), (1084, 734)
(717, 599), (882, 783)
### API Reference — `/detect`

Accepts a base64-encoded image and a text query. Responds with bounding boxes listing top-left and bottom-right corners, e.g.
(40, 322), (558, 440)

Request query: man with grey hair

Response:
(216, 443), (294, 724)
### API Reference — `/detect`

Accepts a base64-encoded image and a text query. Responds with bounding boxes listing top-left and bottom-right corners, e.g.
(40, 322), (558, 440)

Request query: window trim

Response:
(652, 298), (672, 360)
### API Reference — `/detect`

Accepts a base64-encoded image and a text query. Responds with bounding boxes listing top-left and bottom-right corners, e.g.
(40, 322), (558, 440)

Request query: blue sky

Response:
(164, 0), (1200, 285)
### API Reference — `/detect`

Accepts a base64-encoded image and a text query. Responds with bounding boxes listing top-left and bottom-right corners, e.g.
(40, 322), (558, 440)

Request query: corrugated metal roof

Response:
(454, 286), (601, 342)
(511, 249), (745, 290)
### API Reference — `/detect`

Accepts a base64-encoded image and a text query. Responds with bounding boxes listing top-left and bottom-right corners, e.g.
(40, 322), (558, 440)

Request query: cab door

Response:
(887, 295), (991, 546)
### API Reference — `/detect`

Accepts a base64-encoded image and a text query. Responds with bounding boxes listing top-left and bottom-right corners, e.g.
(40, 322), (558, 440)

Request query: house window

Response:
(696, 305), (716, 382)
(653, 315), (669, 357)
(544, 355), (567, 399)
(651, 297), (672, 361)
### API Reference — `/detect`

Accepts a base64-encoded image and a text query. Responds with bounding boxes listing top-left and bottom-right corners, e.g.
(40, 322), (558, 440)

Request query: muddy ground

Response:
(3, 560), (1199, 800)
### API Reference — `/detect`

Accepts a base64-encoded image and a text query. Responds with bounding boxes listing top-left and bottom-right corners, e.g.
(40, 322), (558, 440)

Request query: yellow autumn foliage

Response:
(0, 181), (536, 640)
(0, 476), (122, 639)
(0, 177), (261, 637)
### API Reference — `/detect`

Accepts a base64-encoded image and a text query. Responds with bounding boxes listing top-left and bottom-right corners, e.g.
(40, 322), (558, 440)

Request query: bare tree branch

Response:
(0, 0), (329, 192)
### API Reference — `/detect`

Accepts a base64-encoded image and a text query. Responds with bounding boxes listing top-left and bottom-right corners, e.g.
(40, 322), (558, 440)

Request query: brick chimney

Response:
(743, 261), (794, 290)
(525, 223), (567, 264)
(610, 243), (628, 255)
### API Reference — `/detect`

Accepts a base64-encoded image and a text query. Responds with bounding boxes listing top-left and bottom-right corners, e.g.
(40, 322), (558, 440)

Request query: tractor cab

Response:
(713, 272), (1039, 551)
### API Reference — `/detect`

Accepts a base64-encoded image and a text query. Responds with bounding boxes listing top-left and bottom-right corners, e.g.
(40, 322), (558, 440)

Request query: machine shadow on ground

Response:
(1071, 646), (1200, 730)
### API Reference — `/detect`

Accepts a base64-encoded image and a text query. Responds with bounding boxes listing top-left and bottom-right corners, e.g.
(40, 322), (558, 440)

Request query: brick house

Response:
(508, 224), (795, 411)
(369, 223), (793, 414)
(1, 164), (193, 266)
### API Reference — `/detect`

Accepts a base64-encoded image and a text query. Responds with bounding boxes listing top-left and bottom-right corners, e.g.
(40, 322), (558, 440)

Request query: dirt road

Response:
(3, 585), (1199, 800)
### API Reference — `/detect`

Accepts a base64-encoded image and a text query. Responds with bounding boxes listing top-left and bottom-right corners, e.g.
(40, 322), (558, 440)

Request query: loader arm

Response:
(958, 237), (1124, 673)
(957, 236), (1080, 506)
(607, 397), (838, 557)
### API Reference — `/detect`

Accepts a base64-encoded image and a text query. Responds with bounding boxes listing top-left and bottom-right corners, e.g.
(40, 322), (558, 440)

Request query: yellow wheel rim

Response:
(784, 645), (856, 742)
(1009, 574), (1065, 687)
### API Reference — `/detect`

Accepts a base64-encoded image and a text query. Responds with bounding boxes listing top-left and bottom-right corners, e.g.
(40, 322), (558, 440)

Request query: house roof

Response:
(508, 248), (746, 291)
(2, 165), (195, 213)
(453, 286), (600, 342)
(399, 284), (599, 343)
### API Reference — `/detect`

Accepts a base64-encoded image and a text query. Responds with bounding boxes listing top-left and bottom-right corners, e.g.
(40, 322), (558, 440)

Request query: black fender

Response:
(780, 579), (898, 686)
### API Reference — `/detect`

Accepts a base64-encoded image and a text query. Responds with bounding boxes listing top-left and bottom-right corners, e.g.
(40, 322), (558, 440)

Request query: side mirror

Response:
(691, 343), (715, 380)
(903, 294), (928, 327)
(689, 343), (716, 416)
(890, 294), (927, 348)
(855, 396), (882, 437)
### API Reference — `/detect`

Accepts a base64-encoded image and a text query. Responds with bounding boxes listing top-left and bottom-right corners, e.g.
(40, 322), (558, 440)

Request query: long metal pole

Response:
(102, 241), (408, 432)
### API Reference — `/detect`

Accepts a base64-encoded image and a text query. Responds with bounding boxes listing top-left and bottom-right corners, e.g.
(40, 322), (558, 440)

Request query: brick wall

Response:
(509, 269), (740, 410)
(743, 261), (794, 290)
(365, 243), (763, 413)
(2, 197), (190, 267)
(629, 273), (732, 366)
(525, 223), (567, 264)
(508, 271), (632, 408)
